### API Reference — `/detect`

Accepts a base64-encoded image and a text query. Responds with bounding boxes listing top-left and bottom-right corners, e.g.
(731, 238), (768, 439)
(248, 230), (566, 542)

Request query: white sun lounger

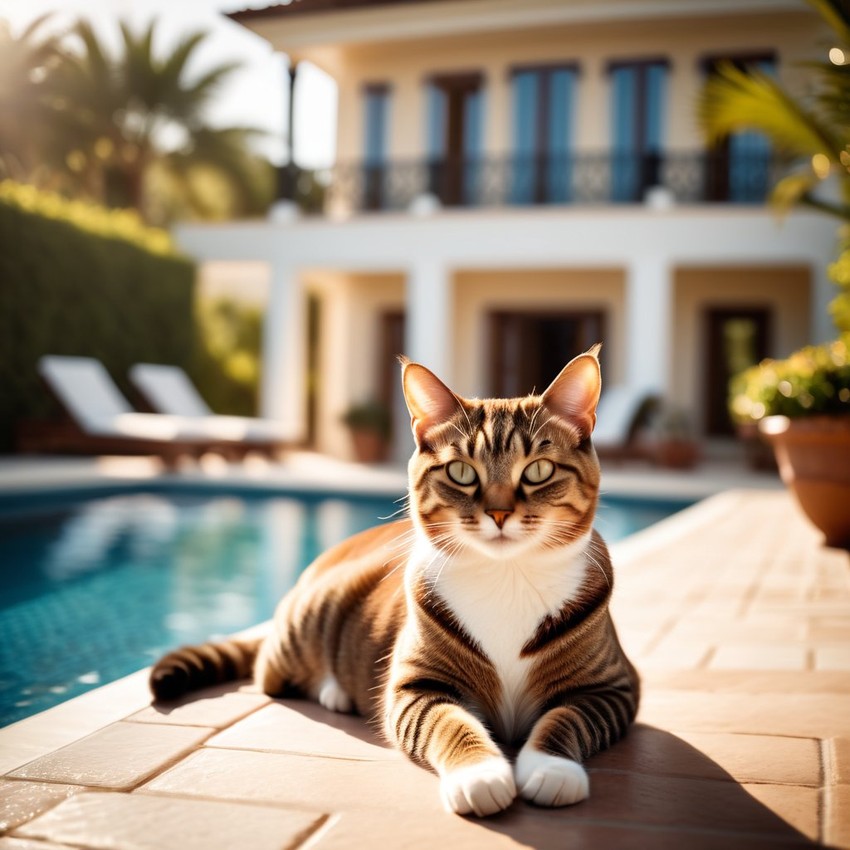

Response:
(129, 362), (289, 449)
(593, 385), (657, 456)
(29, 355), (222, 460)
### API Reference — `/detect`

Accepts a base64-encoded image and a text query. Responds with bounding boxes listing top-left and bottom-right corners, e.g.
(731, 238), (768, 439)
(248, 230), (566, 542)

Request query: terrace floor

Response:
(0, 457), (848, 849)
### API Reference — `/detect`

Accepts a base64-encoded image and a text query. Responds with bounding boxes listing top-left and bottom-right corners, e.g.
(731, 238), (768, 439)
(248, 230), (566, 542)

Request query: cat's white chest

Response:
(429, 536), (590, 740)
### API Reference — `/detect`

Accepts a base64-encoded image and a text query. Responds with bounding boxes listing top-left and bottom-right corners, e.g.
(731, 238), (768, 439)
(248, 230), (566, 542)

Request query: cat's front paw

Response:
(318, 675), (353, 713)
(440, 756), (516, 817)
(515, 749), (589, 807)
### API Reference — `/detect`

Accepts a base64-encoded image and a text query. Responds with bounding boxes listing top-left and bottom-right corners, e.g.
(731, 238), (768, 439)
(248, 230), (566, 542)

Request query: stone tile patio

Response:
(1, 488), (848, 849)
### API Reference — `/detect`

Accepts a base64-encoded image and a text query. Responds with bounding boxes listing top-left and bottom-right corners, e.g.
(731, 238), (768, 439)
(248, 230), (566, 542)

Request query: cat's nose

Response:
(485, 509), (513, 530)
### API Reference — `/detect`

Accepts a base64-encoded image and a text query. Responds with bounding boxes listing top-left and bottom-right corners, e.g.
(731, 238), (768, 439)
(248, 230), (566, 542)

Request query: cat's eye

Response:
(447, 461), (477, 486)
(523, 459), (555, 485)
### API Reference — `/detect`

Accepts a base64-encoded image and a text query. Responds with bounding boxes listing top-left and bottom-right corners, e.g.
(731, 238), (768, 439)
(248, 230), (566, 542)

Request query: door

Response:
(362, 84), (390, 210)
(705, 307), (771, 435)
(489, 311), (605, 397)
(427, 73), (483, 206)
(703, 56), (774, 203)
(379, 311), (411, 461)
(610, 60), (667, 202)
(511, 65), (578, 204)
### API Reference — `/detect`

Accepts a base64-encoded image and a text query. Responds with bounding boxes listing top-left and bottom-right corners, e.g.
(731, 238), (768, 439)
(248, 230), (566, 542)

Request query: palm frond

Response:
(699, 62), (843, 159)
(806, 0), (850, 44)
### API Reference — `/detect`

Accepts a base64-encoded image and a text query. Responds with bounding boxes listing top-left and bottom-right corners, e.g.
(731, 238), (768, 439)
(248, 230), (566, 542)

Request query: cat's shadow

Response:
(151, 685), (817, 848)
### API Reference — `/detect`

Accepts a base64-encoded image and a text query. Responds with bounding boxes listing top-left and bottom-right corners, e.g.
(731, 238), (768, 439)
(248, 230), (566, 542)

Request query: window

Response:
(362, 84), (390, 209)
(702, 53), (775, 203)
(608, 59), (669, 202)
(510, 64), (579, 204)
(425, 72), (484, 205)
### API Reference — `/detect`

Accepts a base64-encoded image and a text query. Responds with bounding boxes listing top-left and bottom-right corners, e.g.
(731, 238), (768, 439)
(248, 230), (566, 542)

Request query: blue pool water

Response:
(0, 488), (686, 725)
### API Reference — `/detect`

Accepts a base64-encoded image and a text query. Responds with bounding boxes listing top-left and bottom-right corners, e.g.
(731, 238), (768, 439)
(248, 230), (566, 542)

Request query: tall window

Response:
(510, 64), (578, 204)
(703, 54), (775, 203)
(425, 72), (484, 206)
(608, 59), (668, 202)
(363, 83), (390, 209)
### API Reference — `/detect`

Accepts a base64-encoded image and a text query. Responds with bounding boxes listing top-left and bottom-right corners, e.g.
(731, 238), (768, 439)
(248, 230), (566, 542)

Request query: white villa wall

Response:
(176, 207), (838, 458)
(452, 268), (626, 397)
(672, 265), (812, 423)
(255, 8), (824, 163)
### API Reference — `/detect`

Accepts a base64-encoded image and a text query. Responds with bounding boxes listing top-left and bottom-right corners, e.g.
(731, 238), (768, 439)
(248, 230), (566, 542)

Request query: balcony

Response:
(277, 151), (781, 216)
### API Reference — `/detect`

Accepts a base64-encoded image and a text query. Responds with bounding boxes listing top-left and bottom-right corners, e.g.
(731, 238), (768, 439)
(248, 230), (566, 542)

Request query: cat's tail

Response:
(149, 636), (262, 701)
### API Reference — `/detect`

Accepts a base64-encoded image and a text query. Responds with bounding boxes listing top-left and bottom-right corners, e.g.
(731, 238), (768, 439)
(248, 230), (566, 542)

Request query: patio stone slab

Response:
(140, 746), (443, 812)
(207, 699), (397, 761)
(14, 791), (326, 850)
(571, 771), (817, 839)
(127, 684), (269, 729)
(310, 809), (816, 850)
(0, 839), (81, 850)
(826, 737), (850, 785)
(814, 647), (850, 671)
(0, 780), (80, 832)
(7, 722), (212, 790)
(641, 669), (850, 694)
(824, 783), (850, 849)
(708, 644), (809, 671)
(588, 725), (820, 786)
(637, 689), (850, 738)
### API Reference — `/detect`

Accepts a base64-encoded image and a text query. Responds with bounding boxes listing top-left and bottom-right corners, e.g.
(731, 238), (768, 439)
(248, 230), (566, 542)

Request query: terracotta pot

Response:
(349, 428), (388, 464)
(759, 415), (850, 549)
(654, 439), (700, 469)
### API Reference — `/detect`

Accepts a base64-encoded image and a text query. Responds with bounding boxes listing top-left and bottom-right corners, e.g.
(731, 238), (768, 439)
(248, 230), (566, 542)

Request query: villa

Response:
(2, 2), (850, 847)
(177, 0), (838, 462)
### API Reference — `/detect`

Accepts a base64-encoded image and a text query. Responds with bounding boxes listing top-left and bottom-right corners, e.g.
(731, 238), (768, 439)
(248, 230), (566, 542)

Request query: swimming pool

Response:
(0, 488), (687, 725)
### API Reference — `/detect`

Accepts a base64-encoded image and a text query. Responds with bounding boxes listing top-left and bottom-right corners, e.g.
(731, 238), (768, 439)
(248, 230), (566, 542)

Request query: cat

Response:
(149, 344), (639, 817)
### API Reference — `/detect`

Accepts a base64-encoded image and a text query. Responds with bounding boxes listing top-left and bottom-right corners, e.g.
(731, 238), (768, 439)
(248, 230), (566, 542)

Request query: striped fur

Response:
(149, 347), (639, 816)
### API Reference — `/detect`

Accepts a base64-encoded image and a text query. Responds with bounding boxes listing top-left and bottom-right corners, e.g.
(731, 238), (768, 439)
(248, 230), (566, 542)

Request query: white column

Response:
(260, 262), (307, 440)
(625, 256), (672, 394)
(405, 260), (453, 380)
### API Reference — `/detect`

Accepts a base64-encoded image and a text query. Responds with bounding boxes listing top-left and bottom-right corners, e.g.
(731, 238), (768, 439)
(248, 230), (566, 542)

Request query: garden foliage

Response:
(0, 181), (198, 451)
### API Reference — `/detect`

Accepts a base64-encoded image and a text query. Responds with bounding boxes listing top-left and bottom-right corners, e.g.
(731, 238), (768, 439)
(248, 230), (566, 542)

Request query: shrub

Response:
(341, 400), (392, 439)
(730, 336), (850, 423)
(193, 298), (262, 417)
(0, 182), (195, 451)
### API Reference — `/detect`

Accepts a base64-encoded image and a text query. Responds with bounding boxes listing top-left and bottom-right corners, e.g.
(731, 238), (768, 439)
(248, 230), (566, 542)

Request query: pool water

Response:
(0, 489), (685, 725)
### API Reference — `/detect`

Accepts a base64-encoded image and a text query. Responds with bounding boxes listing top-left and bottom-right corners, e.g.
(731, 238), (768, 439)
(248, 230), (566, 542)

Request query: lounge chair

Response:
(129, 362), (289, 455)
(593, 385), (659, 459)
(19, 355), (221, 463)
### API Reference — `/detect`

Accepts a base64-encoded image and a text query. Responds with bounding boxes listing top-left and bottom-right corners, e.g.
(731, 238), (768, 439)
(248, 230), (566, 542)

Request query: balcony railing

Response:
(276, 151), (782, 216)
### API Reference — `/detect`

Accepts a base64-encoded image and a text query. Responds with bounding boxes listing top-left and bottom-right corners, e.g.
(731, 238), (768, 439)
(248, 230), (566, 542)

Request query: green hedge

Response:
(0, 183), (196, 452)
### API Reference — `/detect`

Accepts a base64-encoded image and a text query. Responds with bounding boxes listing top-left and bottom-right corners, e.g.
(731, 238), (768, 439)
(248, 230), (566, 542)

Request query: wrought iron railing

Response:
(276, 151), (782, 216)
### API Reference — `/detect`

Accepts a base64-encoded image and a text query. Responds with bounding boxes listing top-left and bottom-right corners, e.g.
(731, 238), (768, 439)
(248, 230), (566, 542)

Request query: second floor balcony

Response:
(278, 150), (782, 217)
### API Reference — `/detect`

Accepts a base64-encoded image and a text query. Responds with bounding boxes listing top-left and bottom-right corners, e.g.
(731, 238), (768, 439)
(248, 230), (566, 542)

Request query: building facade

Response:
(177, 0), (838, 461)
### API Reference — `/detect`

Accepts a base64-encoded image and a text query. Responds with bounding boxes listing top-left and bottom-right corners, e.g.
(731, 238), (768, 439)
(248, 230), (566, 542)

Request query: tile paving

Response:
(1, 488), (848, 848)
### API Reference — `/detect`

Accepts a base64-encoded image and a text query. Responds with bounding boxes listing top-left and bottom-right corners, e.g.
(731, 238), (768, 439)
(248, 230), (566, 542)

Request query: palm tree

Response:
(44, 19), (272, 223)
(698, 0), (850, 222)
(0, 15), (63, 182)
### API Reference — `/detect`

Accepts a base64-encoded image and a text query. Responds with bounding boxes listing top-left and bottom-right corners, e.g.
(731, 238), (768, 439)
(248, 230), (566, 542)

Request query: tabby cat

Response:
(150, 345), (639, 817)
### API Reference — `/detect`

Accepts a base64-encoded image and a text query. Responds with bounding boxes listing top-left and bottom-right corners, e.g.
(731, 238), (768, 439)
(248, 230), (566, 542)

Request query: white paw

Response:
(440, 756), (517, 817)
(515, 749), (589, 807)
(318, 675), (353, 713)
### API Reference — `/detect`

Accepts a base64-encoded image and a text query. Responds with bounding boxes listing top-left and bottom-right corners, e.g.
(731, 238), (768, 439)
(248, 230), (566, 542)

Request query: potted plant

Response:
(340, 399), (391, 463)
(648, 405), (700, 469)
(701, 0), (850, 547)
(730, 336), (850, 547)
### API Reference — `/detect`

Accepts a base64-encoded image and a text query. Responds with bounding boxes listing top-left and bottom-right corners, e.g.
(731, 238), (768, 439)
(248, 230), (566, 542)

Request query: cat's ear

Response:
(541, 344), (602, 440)
(400, 358), (462, 447)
